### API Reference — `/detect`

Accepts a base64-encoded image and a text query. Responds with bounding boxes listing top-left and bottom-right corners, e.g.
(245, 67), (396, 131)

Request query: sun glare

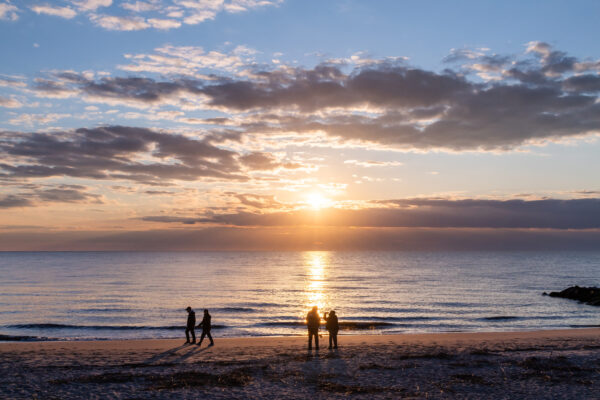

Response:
(306, 192), (331, 210)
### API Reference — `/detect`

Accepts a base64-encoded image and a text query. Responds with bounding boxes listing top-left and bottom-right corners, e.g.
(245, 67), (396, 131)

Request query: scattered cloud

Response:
(0, 185), (101, 208)
(0, 2), (19, 21)
(20, 0), (282, 31)
(0, 96), (23, 108)
(0, 194), (32, 208)
(90, 14), (150, 30)
(147, 17), (181, 29)
(118, 44), (255, 75)
(72, 0), (113, 12)
(8, 113), (70, 127)
(0, 125), (248, 183)
(31, 43), (600, 151)
(30, 4), (78, 19)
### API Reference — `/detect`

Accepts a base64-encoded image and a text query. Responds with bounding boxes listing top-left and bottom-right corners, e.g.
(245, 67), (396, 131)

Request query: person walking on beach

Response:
(197, 309), (214, 347)
(185, 306), (196, 344)
(306, 306), (320, 350)
(324, 310), (339, 349)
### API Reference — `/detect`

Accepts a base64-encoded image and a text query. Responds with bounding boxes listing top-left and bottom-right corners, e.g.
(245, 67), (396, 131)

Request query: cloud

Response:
(230, 192), (282, 209)
(29, 43), (600, 151)
(147, 17), (181, 29)
(23, 0), (281, 31)
(0, 76), (26, 88)
(30, 4), (77, 19)
(121, 1), (161, 12)
(141, 198), (600, 230)
(239, 151), (300, 170)
(36, 185), (103, 204)
(0, 2), (19, 21)
(0, 185), (101, 208)
(90, 14), (150, 30)
(72, 0), (113, 12)
(8, 113), (70, 127)
(118, 44), (255, 75)
(0, 125), (247, 183)
(0, 194), (32, 208)
(344, 159), (403, 168)
(0, 96), (23, 108)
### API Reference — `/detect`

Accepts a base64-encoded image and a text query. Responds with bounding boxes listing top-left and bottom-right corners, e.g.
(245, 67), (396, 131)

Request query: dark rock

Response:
(546, 286), (600, 306)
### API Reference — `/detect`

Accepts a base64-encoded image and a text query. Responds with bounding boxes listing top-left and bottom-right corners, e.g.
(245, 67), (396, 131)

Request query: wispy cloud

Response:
(30, 4), (78, 19)
(90, 14), (150, 30)
(141, 197), (600, 230)
(21, 0), (282, 31)
(72, 0), (113, 12)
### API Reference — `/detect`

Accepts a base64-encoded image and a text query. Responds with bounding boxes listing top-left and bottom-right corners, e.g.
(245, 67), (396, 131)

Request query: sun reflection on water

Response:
(303, 251), (330, 313)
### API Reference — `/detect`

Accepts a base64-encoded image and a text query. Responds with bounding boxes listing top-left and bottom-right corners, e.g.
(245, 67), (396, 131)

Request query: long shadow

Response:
(144, 344), (189, 364)
(176, 346), (210, 362)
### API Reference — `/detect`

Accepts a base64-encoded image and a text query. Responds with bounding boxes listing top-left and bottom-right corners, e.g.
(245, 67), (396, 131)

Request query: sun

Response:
(306, 192), (331, 210)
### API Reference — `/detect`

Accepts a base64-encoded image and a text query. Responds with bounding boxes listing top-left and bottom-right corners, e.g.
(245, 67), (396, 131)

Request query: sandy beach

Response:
(1, 328), (599, 399)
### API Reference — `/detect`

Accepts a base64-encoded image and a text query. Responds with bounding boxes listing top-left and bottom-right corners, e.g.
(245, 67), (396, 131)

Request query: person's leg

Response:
(308, 331), (312, 349)
(185, 328), (190, 343)
(315, 331), (319, 349)
(328, 332), (333, 349)
(333, 333), (337, 349)
(191, 328), (196, 343)
(207, 331), (214, 345)
(198, 331), (205, 345)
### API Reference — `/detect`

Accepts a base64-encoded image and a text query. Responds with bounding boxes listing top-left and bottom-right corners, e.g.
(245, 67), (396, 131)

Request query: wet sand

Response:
(1, 328), (599, 399)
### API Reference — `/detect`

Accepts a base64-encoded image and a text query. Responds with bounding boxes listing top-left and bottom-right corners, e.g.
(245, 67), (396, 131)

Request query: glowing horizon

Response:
(1, 1), (600, 250)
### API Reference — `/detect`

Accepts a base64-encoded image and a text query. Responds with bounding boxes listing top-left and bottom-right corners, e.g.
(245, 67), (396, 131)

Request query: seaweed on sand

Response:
(450, 373), (489, 385)
(317, 381), (402, 394)
(51, 372), (144, 385)
(51, 367), (255, 389)
(147, 368), (254, 390)
(394, 351), (454, 360)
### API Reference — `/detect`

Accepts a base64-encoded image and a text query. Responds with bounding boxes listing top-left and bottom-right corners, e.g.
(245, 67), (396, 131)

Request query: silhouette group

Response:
(185, 307), (214, 347)
(185, 305), (340, 350)
(306, 305), (339, 350)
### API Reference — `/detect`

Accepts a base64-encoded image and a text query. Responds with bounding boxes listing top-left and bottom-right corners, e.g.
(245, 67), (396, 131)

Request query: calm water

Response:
(0, 251), (599, 341)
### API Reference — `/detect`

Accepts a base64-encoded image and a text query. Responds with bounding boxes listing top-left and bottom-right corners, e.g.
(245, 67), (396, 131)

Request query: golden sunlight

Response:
(303, 251), (330, 311)
(305, 192), (332, 210)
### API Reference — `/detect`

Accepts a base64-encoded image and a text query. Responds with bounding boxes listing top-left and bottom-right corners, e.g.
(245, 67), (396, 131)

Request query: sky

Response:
(1, 0), (600, 250)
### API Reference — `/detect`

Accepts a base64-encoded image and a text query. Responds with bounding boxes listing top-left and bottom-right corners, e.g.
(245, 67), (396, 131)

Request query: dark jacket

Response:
(306, 310), (320, 331)
(324, 313), (338, 333)
(199, 313), (211, 331)
(187, 311), (196, 328)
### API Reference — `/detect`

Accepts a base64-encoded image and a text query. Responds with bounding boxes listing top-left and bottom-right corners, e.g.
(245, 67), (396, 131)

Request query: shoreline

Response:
(1, 325), (600, 343)
(3, 325), (600, 343)
(2, 328), (599, 398)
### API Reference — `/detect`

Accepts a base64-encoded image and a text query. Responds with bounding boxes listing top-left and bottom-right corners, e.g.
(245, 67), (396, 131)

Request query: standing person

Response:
(306, 306), (320, 350)
(185, 306), (196, 344)
(324, 310), (339, 349)
(197, 309), (214, 347)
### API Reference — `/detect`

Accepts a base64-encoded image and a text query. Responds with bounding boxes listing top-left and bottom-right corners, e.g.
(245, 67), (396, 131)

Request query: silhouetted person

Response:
(185, 306), (196, 344)
(306, 306), (320, 350)
(324, 310), (339, 349)
(197, 309), (214, 347)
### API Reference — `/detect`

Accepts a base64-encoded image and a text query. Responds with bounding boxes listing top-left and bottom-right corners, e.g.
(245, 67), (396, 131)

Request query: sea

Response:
(0, 251), (599, 341)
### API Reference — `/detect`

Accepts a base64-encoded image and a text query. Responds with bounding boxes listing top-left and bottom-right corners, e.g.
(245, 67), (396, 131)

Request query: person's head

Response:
(330, 310), (336, 316)
(204, 309), (209, 314)
(312, 306), (318, 312)
(186, 306), (192, 312)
